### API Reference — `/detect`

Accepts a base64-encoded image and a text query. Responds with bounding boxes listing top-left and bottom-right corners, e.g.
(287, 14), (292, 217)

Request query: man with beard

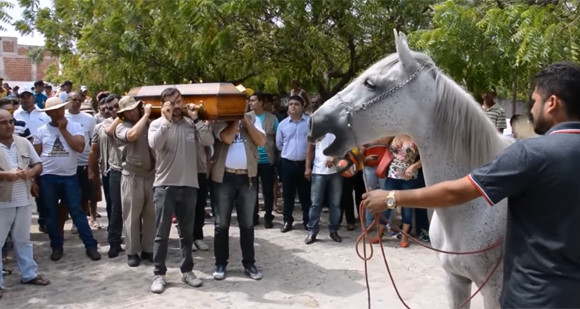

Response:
(88, 94), (124, 258)
(147, 87), (214, 293)
(363, 61), (580, 308)
(114, 96), (155, 268)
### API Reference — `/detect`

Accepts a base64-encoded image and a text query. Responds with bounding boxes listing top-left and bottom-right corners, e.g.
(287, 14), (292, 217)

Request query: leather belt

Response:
(225, 167), (248, 175)
(282, 158), (305, 164)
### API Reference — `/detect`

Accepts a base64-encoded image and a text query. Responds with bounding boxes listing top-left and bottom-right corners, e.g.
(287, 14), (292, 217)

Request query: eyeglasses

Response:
(107, 104), (120, 110)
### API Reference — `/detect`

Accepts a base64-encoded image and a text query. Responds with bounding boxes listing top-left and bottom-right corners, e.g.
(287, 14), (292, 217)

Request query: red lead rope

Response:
(355, 199), (503, 309)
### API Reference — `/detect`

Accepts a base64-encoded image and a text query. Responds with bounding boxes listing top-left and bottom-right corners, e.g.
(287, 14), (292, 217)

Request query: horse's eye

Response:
(363, 79), (376, 89)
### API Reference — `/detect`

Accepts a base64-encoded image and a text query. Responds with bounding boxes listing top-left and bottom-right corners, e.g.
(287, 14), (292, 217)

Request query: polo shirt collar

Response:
(547, 121), (580, 135)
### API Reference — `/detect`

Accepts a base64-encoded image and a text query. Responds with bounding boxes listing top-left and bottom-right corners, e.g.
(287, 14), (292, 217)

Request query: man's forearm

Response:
(397, 177), (481, 208)
(60, 129), (84, 153)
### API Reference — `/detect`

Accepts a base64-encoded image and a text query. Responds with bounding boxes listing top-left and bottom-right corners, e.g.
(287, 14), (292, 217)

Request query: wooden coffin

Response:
(127, 83), (247, 121)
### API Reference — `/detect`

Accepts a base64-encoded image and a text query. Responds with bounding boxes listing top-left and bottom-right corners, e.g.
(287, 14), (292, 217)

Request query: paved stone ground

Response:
(1, 201), (484, 309)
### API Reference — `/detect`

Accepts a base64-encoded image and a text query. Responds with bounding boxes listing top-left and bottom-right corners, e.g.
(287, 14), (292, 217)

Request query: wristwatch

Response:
(385, 191), (398, 209)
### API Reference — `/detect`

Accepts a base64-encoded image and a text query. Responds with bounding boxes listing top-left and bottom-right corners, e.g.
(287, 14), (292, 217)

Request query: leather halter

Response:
(335, 63), (428, 145)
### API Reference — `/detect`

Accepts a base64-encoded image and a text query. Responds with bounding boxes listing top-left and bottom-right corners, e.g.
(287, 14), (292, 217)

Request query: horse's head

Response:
(308, 30), (438, 157)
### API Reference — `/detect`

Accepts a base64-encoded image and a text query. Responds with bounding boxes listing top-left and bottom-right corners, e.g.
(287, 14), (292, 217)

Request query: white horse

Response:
(308, 31), (512, 308)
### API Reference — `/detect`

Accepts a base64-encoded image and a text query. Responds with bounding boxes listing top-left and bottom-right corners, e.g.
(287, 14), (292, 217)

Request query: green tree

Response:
(16, 0), (435, 100)
(0, 0), (14, 31)
(411, 0), (580, 109)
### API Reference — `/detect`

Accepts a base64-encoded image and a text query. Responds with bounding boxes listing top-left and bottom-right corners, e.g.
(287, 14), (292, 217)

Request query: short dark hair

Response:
(251, 93), (267, 103)
(0, 97), (16, 108)
(288, 95), (305, 105)
(160, 87), (181, 101)
(96, 91), (109, 102)
(510, 113), (532, 127)
(104, 94), (121, 104)
(34, 80), (44, 87)
(535, 61), (580, 119)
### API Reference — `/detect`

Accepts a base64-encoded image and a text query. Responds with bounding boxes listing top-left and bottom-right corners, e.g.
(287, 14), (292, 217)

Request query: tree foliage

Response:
(0, 0), (14, 31)
(411, 0), (580, 101)
(16, 0), (435, 100)
(15, 0), (580, 105)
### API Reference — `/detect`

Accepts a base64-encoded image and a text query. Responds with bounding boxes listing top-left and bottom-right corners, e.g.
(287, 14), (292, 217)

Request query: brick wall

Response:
(0, 36), (58, 82)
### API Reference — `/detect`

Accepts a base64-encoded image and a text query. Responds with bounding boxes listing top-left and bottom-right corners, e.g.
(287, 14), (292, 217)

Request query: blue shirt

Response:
(256, 113), (278, 164)
(35, 93), (47, 109)
(276, 114), (309, 161)
(469, 122), (580, 308)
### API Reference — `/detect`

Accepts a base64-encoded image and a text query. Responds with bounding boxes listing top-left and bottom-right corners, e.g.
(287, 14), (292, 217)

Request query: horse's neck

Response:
(410, 123), (500, 233)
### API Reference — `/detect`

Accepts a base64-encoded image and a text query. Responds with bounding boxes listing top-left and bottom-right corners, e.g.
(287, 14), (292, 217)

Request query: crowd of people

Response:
(2, 79), (432, 299)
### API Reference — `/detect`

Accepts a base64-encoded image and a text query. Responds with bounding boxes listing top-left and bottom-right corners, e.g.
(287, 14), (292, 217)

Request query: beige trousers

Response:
(121, 173), (155, 255)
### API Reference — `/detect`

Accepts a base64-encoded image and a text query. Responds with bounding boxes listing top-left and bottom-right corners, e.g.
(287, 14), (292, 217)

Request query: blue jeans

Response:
(366, 176), (425, 226)
(40, 175), (97, 250)
(308, 173), (343, 235)
(213, 173), (258, 268)
(0, 206), (37, 287)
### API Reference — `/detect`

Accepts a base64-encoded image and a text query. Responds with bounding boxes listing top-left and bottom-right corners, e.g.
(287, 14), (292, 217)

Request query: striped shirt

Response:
(483, 104), (507, 130)
(0, 141), (41, 209)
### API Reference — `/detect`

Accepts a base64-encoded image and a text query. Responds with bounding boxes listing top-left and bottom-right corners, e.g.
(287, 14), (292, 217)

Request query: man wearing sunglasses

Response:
(89, 94), (124, 258)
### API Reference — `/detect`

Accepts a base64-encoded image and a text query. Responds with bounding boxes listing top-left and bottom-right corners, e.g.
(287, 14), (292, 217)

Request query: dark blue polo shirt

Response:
(469, 122), (580, 308)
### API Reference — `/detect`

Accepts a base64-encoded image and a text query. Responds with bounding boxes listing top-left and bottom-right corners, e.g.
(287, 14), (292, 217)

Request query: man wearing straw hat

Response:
(34, 97), (100, 261)
(114, 96), (156, 268)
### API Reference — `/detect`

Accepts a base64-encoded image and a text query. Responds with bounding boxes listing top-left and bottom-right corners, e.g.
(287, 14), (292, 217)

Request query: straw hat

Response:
(39, 97), (67, 112)
(117, 96), (142, 114)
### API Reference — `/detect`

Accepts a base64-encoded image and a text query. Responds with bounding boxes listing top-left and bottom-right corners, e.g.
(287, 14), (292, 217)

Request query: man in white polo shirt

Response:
(13, 86), (50, 233)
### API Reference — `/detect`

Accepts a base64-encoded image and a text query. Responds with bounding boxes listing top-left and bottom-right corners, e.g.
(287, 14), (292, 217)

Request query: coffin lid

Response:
(127, 82), (246, 100)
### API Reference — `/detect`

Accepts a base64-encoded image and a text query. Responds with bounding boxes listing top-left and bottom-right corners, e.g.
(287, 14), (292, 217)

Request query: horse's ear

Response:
(393, 29), (418, 71)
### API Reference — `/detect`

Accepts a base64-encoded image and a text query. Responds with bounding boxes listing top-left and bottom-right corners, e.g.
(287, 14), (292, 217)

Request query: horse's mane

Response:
(410, 53), (511, 167)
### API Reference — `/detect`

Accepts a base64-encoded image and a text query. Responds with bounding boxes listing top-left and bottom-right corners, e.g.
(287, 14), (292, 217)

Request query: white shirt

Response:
(13, 106), (50, 137)
(65, 110), (96, 166)
(59, 92), (69, 102)
(312, 134), (337, 175)
(34, 122), (84, 176)
(225, 117), (264, 169)
(0, 141), (41, 209)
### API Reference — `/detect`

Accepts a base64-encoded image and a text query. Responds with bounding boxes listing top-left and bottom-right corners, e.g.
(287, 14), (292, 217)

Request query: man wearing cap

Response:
(114, 96), (156, 268)
(13, 87), (50, 232)
(58, 80), (73, 103)
(34, 97), (100, 261)
(66, 92), (100, 229)
(33, 81), (47, 109)
(0, 109), (50, 300)
(147, 87), (214, 293)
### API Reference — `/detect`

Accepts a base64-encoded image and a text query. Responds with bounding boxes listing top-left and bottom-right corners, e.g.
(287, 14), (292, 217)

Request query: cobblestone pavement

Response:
(1, 201), (484, 309)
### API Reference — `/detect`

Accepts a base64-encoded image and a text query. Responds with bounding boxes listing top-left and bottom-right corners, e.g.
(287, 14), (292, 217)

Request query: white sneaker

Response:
(150, 275), (166, 294)
(194, 240), (209, 251)
(181, 272), (202, 287)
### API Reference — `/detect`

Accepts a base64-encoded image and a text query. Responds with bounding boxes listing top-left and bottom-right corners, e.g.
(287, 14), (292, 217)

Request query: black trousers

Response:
(340, 171), (365, 225)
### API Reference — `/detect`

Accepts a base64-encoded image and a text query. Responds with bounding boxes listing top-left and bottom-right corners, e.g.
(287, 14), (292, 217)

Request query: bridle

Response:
(336, 63), (429, 139)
